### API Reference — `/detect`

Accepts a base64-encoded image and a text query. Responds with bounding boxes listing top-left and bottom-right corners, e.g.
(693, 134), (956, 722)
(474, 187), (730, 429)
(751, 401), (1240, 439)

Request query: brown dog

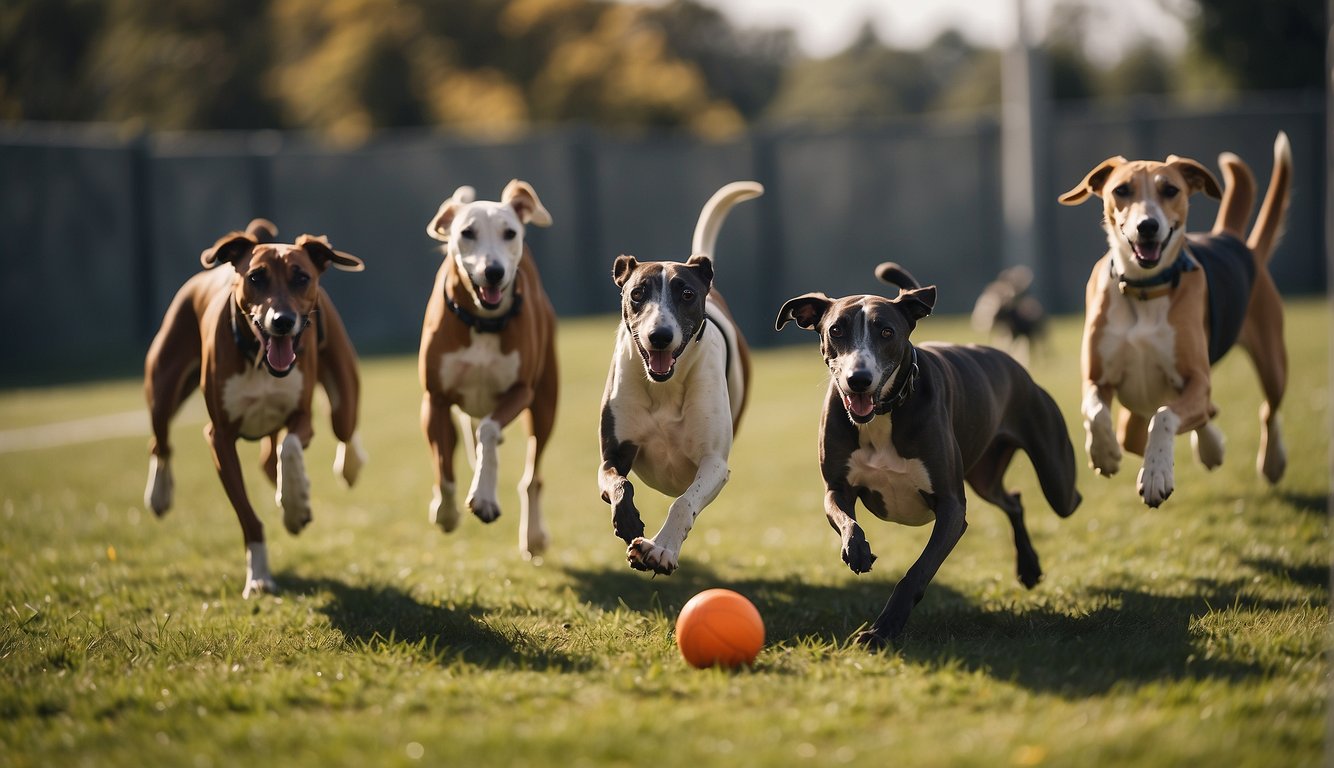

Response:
(144, 219), (366, 597)
(419, 181), (557, 559)
(1059, 132), (1291, 506)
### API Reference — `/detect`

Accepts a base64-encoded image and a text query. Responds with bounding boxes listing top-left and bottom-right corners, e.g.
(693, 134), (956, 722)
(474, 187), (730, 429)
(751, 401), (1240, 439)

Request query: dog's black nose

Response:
(1136, 218), (1160, 237)
(847, 370), (873, 392)
(647, 327), (674, 349)
(484, 263), (505, 285)
(270, 313), (297, 334)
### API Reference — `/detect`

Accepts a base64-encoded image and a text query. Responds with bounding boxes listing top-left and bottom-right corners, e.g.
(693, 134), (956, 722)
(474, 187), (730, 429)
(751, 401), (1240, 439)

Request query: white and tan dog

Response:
(1059, 132), (1291, 507)
(599, 181), (762, 575)
(420, 180), (557, 558)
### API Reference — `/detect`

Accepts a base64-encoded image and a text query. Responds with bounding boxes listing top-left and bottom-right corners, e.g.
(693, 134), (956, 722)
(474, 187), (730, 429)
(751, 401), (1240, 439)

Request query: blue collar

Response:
(1114, 250), (1199, 300)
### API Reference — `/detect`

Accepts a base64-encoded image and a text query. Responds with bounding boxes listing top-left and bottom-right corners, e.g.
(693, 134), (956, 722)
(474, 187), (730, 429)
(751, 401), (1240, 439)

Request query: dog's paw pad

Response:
(1136, 466), (1174, 508)
(627, 538), (677, 575)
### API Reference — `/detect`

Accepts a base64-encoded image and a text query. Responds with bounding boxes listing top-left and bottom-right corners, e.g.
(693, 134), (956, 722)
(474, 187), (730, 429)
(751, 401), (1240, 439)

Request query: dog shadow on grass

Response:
(561, 563), (1297, 697)
(278, 572), (589, 672)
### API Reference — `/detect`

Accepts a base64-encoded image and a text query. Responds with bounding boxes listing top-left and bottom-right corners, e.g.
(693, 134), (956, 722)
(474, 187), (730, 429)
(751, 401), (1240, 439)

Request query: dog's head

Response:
(426, 179), (552, 311)
(1059, 154), (1221, 279)
(202, 229), (364, 377)
(612, 253), (714, 383)
(776, 263), (935, 424)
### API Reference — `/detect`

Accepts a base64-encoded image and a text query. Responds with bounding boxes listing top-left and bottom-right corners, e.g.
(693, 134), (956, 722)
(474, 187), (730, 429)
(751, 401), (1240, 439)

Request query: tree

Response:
(1183, 0), (1323, 91)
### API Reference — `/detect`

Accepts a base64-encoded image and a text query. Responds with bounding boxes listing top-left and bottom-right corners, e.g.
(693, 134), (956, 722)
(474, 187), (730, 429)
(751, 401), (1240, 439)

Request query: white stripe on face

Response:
(642, 270), (681, 349)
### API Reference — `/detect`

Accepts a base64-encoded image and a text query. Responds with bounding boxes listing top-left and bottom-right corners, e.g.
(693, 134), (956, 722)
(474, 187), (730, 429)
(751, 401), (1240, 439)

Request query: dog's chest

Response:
(221, 368), (304, 439)
(844, 417), (935, 526)
(1097, 296), (1183, 413)
(436, 335), (521, 417)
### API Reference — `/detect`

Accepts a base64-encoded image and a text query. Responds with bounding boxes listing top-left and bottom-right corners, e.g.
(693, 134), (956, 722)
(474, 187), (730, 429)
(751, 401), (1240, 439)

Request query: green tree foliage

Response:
(1183, 0), (1323, 92)
(0, 0), (107, 121)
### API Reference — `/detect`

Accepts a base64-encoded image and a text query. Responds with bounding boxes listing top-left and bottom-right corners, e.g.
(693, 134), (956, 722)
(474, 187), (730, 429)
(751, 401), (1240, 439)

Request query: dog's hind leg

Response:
(318, 294), (367, 487)
(259, 434), (279, 485)
(143, 338), (199, 517)
(1237, 272), (1288, 484)
(966, 441), (1042, 589)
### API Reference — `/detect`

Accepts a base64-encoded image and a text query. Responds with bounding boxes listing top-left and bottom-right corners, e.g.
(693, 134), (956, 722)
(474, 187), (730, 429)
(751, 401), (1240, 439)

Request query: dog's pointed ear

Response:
(684, 254), (714, 289)
(200, 232), (257, 269)
(426, 186), (475, 243)
(1059, 157), (1127, 205)
(1164, 156), (1222, 200)
(896, 285), (936, 326)
(775, 293), (832, 331)
(874, 262), (921, 292)
(296, 234), (365, 273)
(613, 255), (639, 287)
(502, 179), (552, 227)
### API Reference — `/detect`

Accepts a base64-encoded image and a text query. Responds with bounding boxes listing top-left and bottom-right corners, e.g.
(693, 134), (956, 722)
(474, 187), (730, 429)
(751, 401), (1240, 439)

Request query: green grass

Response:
(1, 302), (1328, 768)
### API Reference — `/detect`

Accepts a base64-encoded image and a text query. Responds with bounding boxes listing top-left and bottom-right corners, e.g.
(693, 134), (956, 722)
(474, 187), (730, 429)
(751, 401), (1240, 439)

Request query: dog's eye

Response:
(630, 287), (645, 304)
(880, 327), (893, 339)
(502, 228), (517, 241)
(829, 324), (843, 338)
(291, 271), (310, 289)
(1112, 184), (1130, 198)
(1161, 184), (1179, 199)
(461, 227), (476, 240)
(247, 270), (267, 287)
(680, 289), (695, 302)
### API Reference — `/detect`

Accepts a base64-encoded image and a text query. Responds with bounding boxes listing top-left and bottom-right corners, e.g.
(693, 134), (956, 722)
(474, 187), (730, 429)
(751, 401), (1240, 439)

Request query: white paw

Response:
(430, 483), (460, 532)
(276, 434), (311, 535)
(523, 525), (549, 560)
(1258, 406), (1286, 484)
(145, 455), (174, 516)
(1139, 407), (1179, 507)
(1086, 426), (1122, 476)
(243, 543), (278, 599)
(1192, 423), (1225, 470)
(1137, 463), (1175, 508)
(333, 432), (367, 487)
(627, 537), (678, 575)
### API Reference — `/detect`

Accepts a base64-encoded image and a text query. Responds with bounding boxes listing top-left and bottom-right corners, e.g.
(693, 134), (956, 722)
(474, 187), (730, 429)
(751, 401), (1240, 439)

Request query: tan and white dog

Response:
(599, 181), (761, 575)
(144, 219), (366, 597)
(420, 180), (557, 559)
(1059, 132), (1291, 506)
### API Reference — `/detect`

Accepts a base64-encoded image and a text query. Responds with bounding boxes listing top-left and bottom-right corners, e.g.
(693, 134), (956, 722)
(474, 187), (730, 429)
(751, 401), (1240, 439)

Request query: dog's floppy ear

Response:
(775, 293), (832, 331)
(684, 254), (714, 289)
(895, 285), (936, 326)
(1164, 156), (1222, 200)
(1058, 157), (1127, 205)
(426, 186), (476, 243)
(613, 255), (639, 287)
(296, 234), (365, 273)
(200, 232), (257, 269)
(874, 262), (921, 292)
(502, 179), (552, 228)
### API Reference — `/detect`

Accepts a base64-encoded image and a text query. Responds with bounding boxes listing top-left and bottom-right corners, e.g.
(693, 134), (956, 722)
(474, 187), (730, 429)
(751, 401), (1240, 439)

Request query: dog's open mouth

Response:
(256, 324), (301, 376)
(475, 283), (504, 309)
(1128, 228), (1173, 269)
(636, 341), (687, 382)
(841, 390), (877, 422)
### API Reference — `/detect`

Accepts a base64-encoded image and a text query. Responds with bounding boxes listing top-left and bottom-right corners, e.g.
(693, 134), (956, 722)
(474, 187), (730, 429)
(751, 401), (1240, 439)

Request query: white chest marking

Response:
(1097, 295), (1182, 415)
(437, 335), (521, 417)
(844, 416), (935, 526)
(221, 368), (304, 438)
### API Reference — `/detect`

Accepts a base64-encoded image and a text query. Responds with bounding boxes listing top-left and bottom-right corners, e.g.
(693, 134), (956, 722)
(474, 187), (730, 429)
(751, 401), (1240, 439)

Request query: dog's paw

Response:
(145, 456), (173, 516)
(430, 484), (460, 532)
(1136, 464), (1174, 508)
(522, 526), (549, 560)
(1086, 436), (1122, 477)
(277, 435), (312, 535)
(467, 493), (501, 524)
(1191, 423), (1225, 470)
(242, 574), (278, 600)
(243, 543), (277, 599)
(333, 433), (367, 487)
(852, 628), (895, 652)
(841, 525), (877, 574)
(627, 537), (678, 575)
(611, 494), (645, 545)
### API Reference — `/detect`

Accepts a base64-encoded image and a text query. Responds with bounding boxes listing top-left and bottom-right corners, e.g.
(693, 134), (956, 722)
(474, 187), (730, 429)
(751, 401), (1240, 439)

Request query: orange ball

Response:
(675, 588), (765, 668)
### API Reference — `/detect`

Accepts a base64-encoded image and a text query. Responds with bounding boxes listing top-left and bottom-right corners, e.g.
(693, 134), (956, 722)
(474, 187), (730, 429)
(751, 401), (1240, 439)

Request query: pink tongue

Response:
(267, 335), (296, 371)
(480, 286), (503, 305)
(648, 350), (674, 375)
(844, 392), (875, 418)
(1133, 241), (1162, 263)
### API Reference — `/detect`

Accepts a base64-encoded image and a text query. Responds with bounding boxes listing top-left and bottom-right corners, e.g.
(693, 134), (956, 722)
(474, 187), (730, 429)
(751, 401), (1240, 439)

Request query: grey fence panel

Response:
(0, 133), (144, 376)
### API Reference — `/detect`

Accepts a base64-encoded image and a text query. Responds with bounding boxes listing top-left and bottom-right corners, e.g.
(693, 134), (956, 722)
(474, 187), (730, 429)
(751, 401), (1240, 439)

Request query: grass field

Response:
(1, 302), (1328, 767)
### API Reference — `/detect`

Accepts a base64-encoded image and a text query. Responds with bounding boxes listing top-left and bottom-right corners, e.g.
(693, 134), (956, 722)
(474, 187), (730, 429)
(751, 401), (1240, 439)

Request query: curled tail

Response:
(874, 262), (923, 292)
(691, 181), (764, 260)
(1246, 131), (1292, 265)
(1212, 152), (1255, 239)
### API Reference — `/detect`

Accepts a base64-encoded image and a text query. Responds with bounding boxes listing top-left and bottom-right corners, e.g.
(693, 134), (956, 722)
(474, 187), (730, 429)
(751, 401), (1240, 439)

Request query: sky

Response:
(633, 0), (1191, 64)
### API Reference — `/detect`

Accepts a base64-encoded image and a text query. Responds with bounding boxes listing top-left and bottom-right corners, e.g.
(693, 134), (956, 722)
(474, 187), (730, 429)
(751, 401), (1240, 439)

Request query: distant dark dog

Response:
(144, 219), (366, 598)
(971, 265), (1046, 366)
(776, 262), (1080, 647)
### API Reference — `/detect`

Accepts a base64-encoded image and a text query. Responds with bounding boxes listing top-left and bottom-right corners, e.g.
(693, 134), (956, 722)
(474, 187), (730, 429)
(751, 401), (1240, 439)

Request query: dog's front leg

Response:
(628, 454), (728, 575)
(205, 422), (275, 598)
(422, 392), (460, 532)
(1082, 383), (1122, 476)
(277, 414), (314, 535)
(599, 427), (642, 544)
(466, 383), (535, 523)
(1137, 406), (1181, 507)
(859, 494), (967, 649)
(824, 486), (876, 573)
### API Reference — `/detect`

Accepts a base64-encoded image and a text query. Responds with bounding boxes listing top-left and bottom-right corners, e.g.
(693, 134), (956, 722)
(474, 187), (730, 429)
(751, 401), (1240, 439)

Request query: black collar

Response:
(1114, 250), (1199, 301)
(448, 292), (522, 334)
(875, 347), (919, 415)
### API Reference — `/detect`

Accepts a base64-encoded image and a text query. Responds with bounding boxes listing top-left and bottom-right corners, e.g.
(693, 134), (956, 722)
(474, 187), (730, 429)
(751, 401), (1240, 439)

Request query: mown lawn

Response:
(0, 301), (1328, 768)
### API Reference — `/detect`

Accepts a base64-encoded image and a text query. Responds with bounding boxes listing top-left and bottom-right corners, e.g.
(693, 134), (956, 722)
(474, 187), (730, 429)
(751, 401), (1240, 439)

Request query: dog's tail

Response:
(246, 218), (278, 244)
(691, 181), (764, 260)
(1245, 131), (1292, 266)
(874, 262), (922, 293)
